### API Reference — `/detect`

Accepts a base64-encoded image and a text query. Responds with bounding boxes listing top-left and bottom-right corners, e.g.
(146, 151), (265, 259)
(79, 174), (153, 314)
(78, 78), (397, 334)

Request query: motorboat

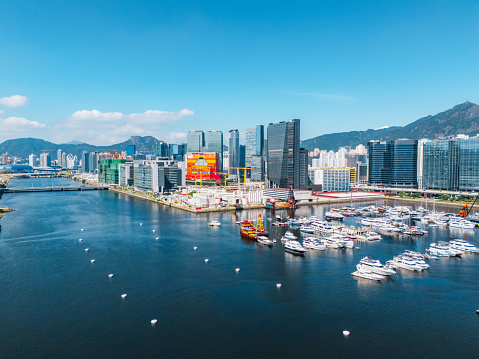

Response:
(351, 265), (384, 281)
(281, 231), (297, 242)
(310, 221), (334, 234)
(287, 218), (302, 226)
(257, 236), (274, 246)
(299, 226), (316, 234)
(284, 240), (307, 255)
(428, 242), (462, 257)
(449, 239), (479, 253)
(448, 218), (476, 229)
(329, 233), (354, 248)
(389, 256), (424, 271)
(325, 211), (344, 221)
(302, 237), (326, 251)
(209, 220), (221, 227)
(403, 251), (430, 269)
(358, 257), (396, 276)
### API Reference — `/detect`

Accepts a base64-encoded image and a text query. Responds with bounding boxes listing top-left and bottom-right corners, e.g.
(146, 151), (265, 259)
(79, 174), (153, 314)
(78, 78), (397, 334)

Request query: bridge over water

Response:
(1, 185), (109, 194)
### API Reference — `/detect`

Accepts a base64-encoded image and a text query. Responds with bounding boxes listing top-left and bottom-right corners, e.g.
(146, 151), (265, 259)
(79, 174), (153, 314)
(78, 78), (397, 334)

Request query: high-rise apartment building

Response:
(57, 149), (63, 167)
(81, 151), (89, 172)
(245, 125), (265, 181)
(267, 119), (301, 189)
(28, 154), (37, 167)
(39, 153), (51, 168)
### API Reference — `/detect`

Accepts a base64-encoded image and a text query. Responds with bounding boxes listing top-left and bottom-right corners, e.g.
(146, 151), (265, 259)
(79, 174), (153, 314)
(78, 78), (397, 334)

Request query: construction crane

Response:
(460, 193), (479, 217)
(225, 167), (252, 188)
(215, 172), (230, 189)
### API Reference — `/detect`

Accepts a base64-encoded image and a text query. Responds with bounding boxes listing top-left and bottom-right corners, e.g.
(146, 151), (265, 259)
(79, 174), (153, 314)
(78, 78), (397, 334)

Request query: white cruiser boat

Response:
(389, 256), (424, 271)
(428, 242), (462, 257)
(284, 240), (307, 255)
(208, 220), (221, 227)
(358, 257), (396, 276)
(299, 226), (316, 234)
(448, 218), (476, 229)
(325, 211), (344, 221)
(329, 234), (354, 248)
(257, 236), (274, 246)
(311, 221), (334, 234)
(281, 231), (297, 242)
(302, 237), (326, 251)
(351, 265), (384, 281)
(322, 236), (342, 249)
(449, 239), (479, 253)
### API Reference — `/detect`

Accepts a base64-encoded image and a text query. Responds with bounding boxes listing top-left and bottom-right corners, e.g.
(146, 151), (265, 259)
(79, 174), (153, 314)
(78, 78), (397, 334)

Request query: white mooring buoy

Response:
(194, 246), (197, 250)
(108, 274), (114, 278)
(155, 237), (159, 240)
(85, 248), (89, 252)
(153, 230), (156, 233)
(91, 259), (95, 263)
(81, 229), (84, 232)
(276, 283), (281, 288)
(121, 294), (127, 299)
(236, 268), (240, 272)
(79, 238), (83, 242)
(151, 319), (158, 325)
(343, 330), (350, 337)
(140, 223), (143, 226)
(205, 259), (209, 263)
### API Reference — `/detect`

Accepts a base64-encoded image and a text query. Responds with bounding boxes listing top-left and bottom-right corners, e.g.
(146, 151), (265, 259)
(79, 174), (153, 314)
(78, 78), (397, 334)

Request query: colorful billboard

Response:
(186, 153), (221, 181)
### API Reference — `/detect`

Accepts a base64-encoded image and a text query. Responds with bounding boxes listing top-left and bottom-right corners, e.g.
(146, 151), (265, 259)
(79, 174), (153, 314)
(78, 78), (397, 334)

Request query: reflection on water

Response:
(1, 183), (479, 358)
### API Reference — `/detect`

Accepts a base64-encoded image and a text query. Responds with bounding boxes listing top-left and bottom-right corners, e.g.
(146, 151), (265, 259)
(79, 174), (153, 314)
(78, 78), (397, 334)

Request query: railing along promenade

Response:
(1, 185), (109, 193)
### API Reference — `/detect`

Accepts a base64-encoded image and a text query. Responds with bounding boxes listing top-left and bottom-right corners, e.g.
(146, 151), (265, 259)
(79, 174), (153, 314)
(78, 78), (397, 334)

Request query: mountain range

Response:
(301, 101), (479, 151)
(1, 101), (479, 160)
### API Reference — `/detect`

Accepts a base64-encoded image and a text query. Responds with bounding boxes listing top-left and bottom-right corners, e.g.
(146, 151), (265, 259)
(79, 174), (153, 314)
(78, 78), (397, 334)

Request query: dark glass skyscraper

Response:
(228, 129), (239, 176)
(367, 141), (387, 185)
(245, 125), (265, 181)
(368, 139), (418, 188)
(267, 119), (300, 189)
(155, 141), (169, 158)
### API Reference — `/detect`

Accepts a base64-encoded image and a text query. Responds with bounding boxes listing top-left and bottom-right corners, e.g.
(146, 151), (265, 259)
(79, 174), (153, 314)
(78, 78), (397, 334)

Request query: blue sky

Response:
(1, 0), (478, 145)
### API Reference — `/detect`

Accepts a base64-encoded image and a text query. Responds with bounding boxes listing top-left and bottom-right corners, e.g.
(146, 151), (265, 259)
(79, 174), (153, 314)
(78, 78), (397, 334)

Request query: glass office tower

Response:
(267, 119), (300, 189)
(459, 138), (479, 191)
(367, 141), (388, 185)
(422, 140), (459, 190)
(245, 125), (265, 181)
(187, 131), (204, 153)
(228, 129), (239, 176)
(205, 131), (223, 172)
(155, 141), (169, 158)
(385, 139), (418, 188)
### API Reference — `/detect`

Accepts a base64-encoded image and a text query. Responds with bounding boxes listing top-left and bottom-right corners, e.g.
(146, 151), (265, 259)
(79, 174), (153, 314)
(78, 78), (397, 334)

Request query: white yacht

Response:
(284, 240), (307, 255)
(257, 236), (274, 246)
(389, 256), (424, 271)
(299, 226), (316, 234)
(302, 237), (326, 251)
(428, 242), (462, 257)
(448, 218), (476, 229)
(322, 236), (342, 249)
(208, 220), (221, 227)
(325, 211), (344, 221)
(351, 265), (384, 281)
(281, 231), (297, 242)
(449, 239), (479, 253)
(323, 234), (351, 248)
(402, 251), (430, 269)
(358, 257), (396, 276)
(310, 221), (334, 234)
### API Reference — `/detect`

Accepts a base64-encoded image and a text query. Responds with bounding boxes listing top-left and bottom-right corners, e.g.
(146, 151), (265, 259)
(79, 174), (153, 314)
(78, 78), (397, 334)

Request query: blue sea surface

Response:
(1, 178), (478, 358)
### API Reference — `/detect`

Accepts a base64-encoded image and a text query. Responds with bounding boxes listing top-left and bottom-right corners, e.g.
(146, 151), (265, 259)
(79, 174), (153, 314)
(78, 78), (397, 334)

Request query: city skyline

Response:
(1, 1), (478, 145)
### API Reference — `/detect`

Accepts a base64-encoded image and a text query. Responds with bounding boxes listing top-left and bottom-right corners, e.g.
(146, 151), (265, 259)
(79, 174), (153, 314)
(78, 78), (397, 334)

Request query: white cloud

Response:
(0, 95), (28, 107)
(167, 132), (187, 141)
(70, 109), (123, 121)
(50, 108), (194, 145)
(0, 116), (45, 128)
(0, 109), (4, 115)
(0, 116), (47, 142)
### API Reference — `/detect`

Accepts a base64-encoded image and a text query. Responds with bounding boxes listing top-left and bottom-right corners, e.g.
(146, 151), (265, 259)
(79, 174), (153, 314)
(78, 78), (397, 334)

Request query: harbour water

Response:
(1, 178), (478, 358)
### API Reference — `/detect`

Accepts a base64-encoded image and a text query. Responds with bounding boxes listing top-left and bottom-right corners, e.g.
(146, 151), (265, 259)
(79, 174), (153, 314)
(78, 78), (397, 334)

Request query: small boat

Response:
(257, 236), (274, 246)
(299, 226), (315, 234)
(351, 265), (384, 281)
(302, 237), (326, 251)
(358, 257), (396, 276)
(209, 220), (221, 227)
(281, 231), (297, 242)
(284, 240), (307, 255)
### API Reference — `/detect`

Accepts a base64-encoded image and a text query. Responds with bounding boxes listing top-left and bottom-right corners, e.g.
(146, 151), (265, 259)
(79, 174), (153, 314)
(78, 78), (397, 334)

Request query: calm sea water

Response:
(1, 178), (478, 358)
